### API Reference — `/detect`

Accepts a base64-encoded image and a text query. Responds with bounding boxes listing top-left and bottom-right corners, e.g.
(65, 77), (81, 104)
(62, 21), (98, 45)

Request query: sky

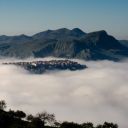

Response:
(0, 0), (128, 39)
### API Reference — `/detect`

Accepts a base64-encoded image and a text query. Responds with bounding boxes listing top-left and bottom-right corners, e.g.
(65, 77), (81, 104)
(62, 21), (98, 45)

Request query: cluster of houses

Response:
(3, 59), (87, 74)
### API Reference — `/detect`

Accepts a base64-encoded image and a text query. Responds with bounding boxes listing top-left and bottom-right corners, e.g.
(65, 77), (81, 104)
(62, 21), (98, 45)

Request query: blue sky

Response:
(0, 0), (128, 39)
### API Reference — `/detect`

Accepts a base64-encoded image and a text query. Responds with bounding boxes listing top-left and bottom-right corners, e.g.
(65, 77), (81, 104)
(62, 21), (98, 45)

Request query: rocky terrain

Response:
(3, 60), (87, 74)
(0, 28), (128, 61)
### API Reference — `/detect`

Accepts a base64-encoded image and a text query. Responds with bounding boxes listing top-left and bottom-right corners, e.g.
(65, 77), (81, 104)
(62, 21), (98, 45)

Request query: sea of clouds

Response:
(0, 57), (128, 128)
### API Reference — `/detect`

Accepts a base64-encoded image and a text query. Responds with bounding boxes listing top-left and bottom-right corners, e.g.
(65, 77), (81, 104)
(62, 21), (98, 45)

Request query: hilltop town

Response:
(3, 60), (87, 74)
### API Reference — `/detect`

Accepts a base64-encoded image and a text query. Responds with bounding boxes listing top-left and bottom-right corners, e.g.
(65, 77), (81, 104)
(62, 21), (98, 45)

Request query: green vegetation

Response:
(0, 100), (6, 110)
(0, 100), (118, 128)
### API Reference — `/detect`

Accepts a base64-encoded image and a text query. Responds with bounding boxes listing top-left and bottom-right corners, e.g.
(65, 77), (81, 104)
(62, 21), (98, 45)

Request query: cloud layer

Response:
(0, 58), (128, 128)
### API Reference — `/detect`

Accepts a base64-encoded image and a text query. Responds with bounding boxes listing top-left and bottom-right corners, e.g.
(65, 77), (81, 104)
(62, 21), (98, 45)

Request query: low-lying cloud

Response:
(0, 58), (128, 128)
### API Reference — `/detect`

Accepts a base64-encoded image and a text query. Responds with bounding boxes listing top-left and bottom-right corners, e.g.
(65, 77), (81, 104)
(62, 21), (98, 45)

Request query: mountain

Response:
(120, 40), (128, 48)
(0, 34), (32, 44)
(33, 28), (86, 40)
(0, 28), (128, 61)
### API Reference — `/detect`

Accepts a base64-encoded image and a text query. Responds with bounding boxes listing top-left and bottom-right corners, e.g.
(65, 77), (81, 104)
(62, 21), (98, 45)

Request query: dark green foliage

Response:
(14, 110), (26, 119)
(8, 110), (26, 119)
(28, 117), (44, 128)
(0, 100), (119, 128)
(81, 122), (94, 128)
(102, 122), (118, 128)
(36, 111), (56, 125)
(96, 122), (118, 128)
(60, 122), (118, 128)
(54, 121), (61, 127)
(27, 114), (34, 121)
(60, 122), (81, 128)
(0, 100), (6, 110)
(0, 109), (27, 128)
(26, 112), (56, 128)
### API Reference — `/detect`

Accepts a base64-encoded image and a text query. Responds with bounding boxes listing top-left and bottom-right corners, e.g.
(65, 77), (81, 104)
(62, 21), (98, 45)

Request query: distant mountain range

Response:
(0, 28), (128, 61)
(120, 40), (128, 48)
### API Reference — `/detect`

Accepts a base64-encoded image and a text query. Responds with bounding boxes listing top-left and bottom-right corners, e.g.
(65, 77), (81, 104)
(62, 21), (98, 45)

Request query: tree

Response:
(60, 121), (81, 128)
(8, 109), (16, 118)
(103, 122), (118, 128)
(36, 111), (56, 126)
(31, 117), (44, 128)
(0, 100), (6, 110)
(96, 122), (118, 128)
(27, 114), (34, 121)
(27, 114), (44, 128)
(8, 109), (26, 120)
(54, 121), (61, 127)
(82, 122), (94, 128)
(15, 110), (26, 119)
(96, 124), (102, 128)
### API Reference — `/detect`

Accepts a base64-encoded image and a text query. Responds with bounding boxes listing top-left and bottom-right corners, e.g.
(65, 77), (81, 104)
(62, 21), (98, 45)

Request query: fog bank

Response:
(0, 58), (128, 128)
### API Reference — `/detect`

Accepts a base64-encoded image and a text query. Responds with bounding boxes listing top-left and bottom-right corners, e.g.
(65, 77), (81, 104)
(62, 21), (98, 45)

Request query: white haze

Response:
(0, 57), (128, 128)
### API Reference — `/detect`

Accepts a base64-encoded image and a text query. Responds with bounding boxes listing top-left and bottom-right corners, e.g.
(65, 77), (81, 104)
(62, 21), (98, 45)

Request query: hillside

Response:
(0, 28), (128, 61)
(0, 100), (118, 128)
(120, 40), (128, 47)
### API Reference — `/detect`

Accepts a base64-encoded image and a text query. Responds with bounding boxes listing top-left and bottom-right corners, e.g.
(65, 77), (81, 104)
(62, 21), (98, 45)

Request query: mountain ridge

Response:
(0, 28), (128, 61)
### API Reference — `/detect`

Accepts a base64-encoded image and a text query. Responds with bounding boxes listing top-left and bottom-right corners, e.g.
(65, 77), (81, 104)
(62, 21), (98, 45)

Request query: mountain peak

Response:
(72, 28), (86, 35)
(53, 28), (70, 34)
(97, 30), (108, 36)
(83, 30), (125, 50)
(56, 28), (70, 31)
(33, 28), (85, 39)
(72, 28), (83, 32)
(0, 28), (128, 60)
(18, 34), (28, 37)
(85, 30), (108, 41)
(88, 30), (108, 36)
